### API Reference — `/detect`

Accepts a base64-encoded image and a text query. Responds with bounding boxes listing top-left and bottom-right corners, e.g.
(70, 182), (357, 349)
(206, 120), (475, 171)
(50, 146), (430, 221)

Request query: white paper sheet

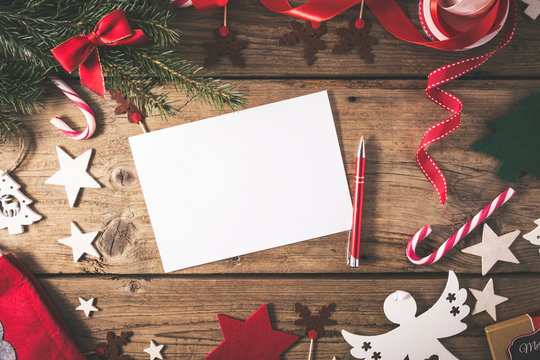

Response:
(129, 91), (352, 272)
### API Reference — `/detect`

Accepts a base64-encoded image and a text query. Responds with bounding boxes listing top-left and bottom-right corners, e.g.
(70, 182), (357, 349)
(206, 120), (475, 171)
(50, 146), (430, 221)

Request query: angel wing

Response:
(342, 328), (408, 360)
(416, 270), (470, 339)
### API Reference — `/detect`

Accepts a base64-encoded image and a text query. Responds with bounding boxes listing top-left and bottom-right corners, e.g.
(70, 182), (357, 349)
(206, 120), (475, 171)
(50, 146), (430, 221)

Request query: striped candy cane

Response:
(49, 76), (96, 140)
(407, 187), (516, 265)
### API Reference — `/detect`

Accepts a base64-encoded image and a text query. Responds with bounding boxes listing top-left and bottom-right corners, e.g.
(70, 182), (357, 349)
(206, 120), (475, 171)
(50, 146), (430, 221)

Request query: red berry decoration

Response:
(354, 18), (365, 29)
(308, 329), (319, 340)
(219, 25), (229, 37)
(130, 112), (143, 124)
(311, 21), (322, 29)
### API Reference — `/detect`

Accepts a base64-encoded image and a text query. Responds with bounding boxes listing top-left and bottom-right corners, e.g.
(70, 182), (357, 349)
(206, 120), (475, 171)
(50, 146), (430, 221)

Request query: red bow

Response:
(51, 9), (150, 96)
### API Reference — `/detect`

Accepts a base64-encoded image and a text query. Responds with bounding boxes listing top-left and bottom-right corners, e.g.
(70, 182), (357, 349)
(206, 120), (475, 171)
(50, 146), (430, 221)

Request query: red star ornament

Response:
(205, 304), (299, 360)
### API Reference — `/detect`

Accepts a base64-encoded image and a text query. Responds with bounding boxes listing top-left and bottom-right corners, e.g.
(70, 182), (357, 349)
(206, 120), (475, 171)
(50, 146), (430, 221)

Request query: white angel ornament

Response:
(342, 271), (469, 360)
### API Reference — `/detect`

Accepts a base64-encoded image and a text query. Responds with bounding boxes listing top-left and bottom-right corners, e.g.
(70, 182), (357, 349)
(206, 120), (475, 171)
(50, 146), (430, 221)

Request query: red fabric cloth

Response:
(0, 254), (87, 360)
(51, 9), (150, 97)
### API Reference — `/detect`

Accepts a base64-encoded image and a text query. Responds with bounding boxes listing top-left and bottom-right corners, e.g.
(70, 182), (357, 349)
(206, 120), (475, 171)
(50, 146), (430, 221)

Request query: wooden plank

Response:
(170, 0), (540, 77)
(2, 79), (539, 274)
(41, 274), (540, 359)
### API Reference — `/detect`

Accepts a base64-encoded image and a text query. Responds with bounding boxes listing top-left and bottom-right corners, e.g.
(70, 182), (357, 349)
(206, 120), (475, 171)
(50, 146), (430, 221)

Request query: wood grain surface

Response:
(1, 2), (539, 359)
(44, 275), (540, 360)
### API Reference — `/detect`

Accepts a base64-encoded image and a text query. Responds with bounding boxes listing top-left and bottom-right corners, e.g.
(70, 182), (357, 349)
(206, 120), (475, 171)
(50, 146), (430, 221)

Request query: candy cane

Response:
(406, 187), (515, 265)
(49, 76), (96, 140)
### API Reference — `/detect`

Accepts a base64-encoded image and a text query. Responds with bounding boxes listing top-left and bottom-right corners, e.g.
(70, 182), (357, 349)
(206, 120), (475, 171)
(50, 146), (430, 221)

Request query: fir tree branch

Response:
(0, 0), (246, 144)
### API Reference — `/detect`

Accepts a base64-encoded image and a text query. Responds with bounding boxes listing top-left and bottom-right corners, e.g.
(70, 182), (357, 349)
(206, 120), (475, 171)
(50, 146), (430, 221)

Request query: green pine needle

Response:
(0, 0), (245, 144)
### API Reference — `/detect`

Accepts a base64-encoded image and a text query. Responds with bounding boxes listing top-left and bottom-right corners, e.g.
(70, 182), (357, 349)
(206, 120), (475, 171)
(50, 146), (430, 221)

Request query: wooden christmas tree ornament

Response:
(0, 171), (42, 235)
(0, 134), (42, 235)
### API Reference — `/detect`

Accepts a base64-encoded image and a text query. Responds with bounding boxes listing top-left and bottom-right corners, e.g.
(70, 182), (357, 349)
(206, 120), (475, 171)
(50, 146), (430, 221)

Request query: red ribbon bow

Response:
(51, 9), (150, 97)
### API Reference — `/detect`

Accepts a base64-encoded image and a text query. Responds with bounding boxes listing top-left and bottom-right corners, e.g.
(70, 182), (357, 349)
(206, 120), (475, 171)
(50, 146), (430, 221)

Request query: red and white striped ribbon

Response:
(406, 187), (515, 265)
(49, 76), (96, 140)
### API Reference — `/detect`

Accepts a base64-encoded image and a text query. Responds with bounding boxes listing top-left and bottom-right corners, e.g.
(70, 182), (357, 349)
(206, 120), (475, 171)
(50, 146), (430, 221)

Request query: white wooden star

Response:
(58, 222), (100, 262)
(45, 147), (100, 207)
(143, 340), (164, 360)
(76, 297), (99, 317)
(522, 0), (540, 19)
(462, 224), (520, 275)
(469, 278), (508, 321)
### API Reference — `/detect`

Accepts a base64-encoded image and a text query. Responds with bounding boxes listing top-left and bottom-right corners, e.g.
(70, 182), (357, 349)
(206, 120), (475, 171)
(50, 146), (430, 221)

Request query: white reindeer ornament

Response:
(342, 271), (469, 360)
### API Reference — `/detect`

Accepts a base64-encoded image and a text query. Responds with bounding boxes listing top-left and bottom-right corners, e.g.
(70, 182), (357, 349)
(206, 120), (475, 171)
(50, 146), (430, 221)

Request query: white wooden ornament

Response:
(45, 147), (100, 207)
(523, 218), (540, 252)
(469, 278), (508, 321)
(521, 0), (540, 19)
(76, 297), (99, 317)
(462, 223), (520, 275)
(58, 222), (100, 262)
(342, 271), (469, 360)
(143, 340), (164, 360)
(0, 170), (42, 234)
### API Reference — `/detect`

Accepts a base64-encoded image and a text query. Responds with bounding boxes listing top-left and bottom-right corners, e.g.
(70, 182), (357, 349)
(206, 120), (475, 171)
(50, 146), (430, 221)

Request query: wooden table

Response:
(1, 1), (539, 359)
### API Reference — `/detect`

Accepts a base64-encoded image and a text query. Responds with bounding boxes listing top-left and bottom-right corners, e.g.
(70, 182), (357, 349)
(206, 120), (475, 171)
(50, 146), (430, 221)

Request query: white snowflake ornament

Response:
(342, 271), (469, 360)
(0, 170), (42, 234)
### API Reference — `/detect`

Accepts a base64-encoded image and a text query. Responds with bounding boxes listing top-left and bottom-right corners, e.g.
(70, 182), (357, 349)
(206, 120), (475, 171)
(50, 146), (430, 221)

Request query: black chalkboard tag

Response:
(507, 328), (540, 359)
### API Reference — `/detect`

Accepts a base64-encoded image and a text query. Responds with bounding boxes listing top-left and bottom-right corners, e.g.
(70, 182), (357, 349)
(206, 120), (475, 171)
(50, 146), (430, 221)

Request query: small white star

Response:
(462, 224), (520, 275)
(45, 147), (100, 207)
(58, 222), (100, 262)
(76, 297), (99, 317)
(470, 278), (508, 321)
(144, 340), (164, 360)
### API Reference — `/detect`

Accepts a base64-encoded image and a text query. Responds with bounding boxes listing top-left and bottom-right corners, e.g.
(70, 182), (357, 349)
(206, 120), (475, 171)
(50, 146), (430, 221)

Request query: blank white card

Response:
(129, 91), (352, 272)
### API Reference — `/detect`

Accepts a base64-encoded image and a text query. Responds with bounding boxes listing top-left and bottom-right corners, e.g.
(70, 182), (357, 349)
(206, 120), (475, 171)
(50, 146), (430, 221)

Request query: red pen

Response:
(347, 136), (365, 267)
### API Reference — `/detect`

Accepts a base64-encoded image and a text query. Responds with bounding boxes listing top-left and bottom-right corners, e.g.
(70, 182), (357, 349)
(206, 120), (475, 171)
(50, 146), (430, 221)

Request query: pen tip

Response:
(358, 136), (365, 157)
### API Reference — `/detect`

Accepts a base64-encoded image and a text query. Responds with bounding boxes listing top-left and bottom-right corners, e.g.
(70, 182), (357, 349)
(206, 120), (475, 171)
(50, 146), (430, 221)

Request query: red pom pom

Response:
(131, 112), (143, 123)
(310, 21), (322, 29)
(308, 329), (319, 339)
(95, 346), (105, 356)
(354, 18), (365, 30)
(219, 26), (229, 37)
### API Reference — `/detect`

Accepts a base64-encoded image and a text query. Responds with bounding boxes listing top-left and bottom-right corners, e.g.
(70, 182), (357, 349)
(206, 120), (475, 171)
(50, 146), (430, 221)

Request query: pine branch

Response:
(102, 48), (245, 112)
(0, 0), (246, 144)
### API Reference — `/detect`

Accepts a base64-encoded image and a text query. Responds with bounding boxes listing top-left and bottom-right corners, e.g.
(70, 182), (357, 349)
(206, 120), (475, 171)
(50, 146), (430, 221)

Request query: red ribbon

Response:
(192, 0), (229, 10)
(260, 0), (517, 205)
(51, 9), (150, 97)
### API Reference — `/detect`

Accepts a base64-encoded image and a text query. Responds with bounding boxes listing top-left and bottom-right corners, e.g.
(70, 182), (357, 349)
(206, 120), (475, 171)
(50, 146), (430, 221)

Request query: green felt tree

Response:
(472, 91), (540, 182)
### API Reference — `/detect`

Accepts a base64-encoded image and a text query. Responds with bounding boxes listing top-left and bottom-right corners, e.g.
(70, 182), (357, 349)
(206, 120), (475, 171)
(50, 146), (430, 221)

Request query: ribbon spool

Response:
(421, 0), (509, 49)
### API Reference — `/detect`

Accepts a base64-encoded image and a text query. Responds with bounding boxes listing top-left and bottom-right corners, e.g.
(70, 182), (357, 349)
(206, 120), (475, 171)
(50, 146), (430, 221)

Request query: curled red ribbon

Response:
(260, 0), (517, 205)
(51, 9), (150, 97)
